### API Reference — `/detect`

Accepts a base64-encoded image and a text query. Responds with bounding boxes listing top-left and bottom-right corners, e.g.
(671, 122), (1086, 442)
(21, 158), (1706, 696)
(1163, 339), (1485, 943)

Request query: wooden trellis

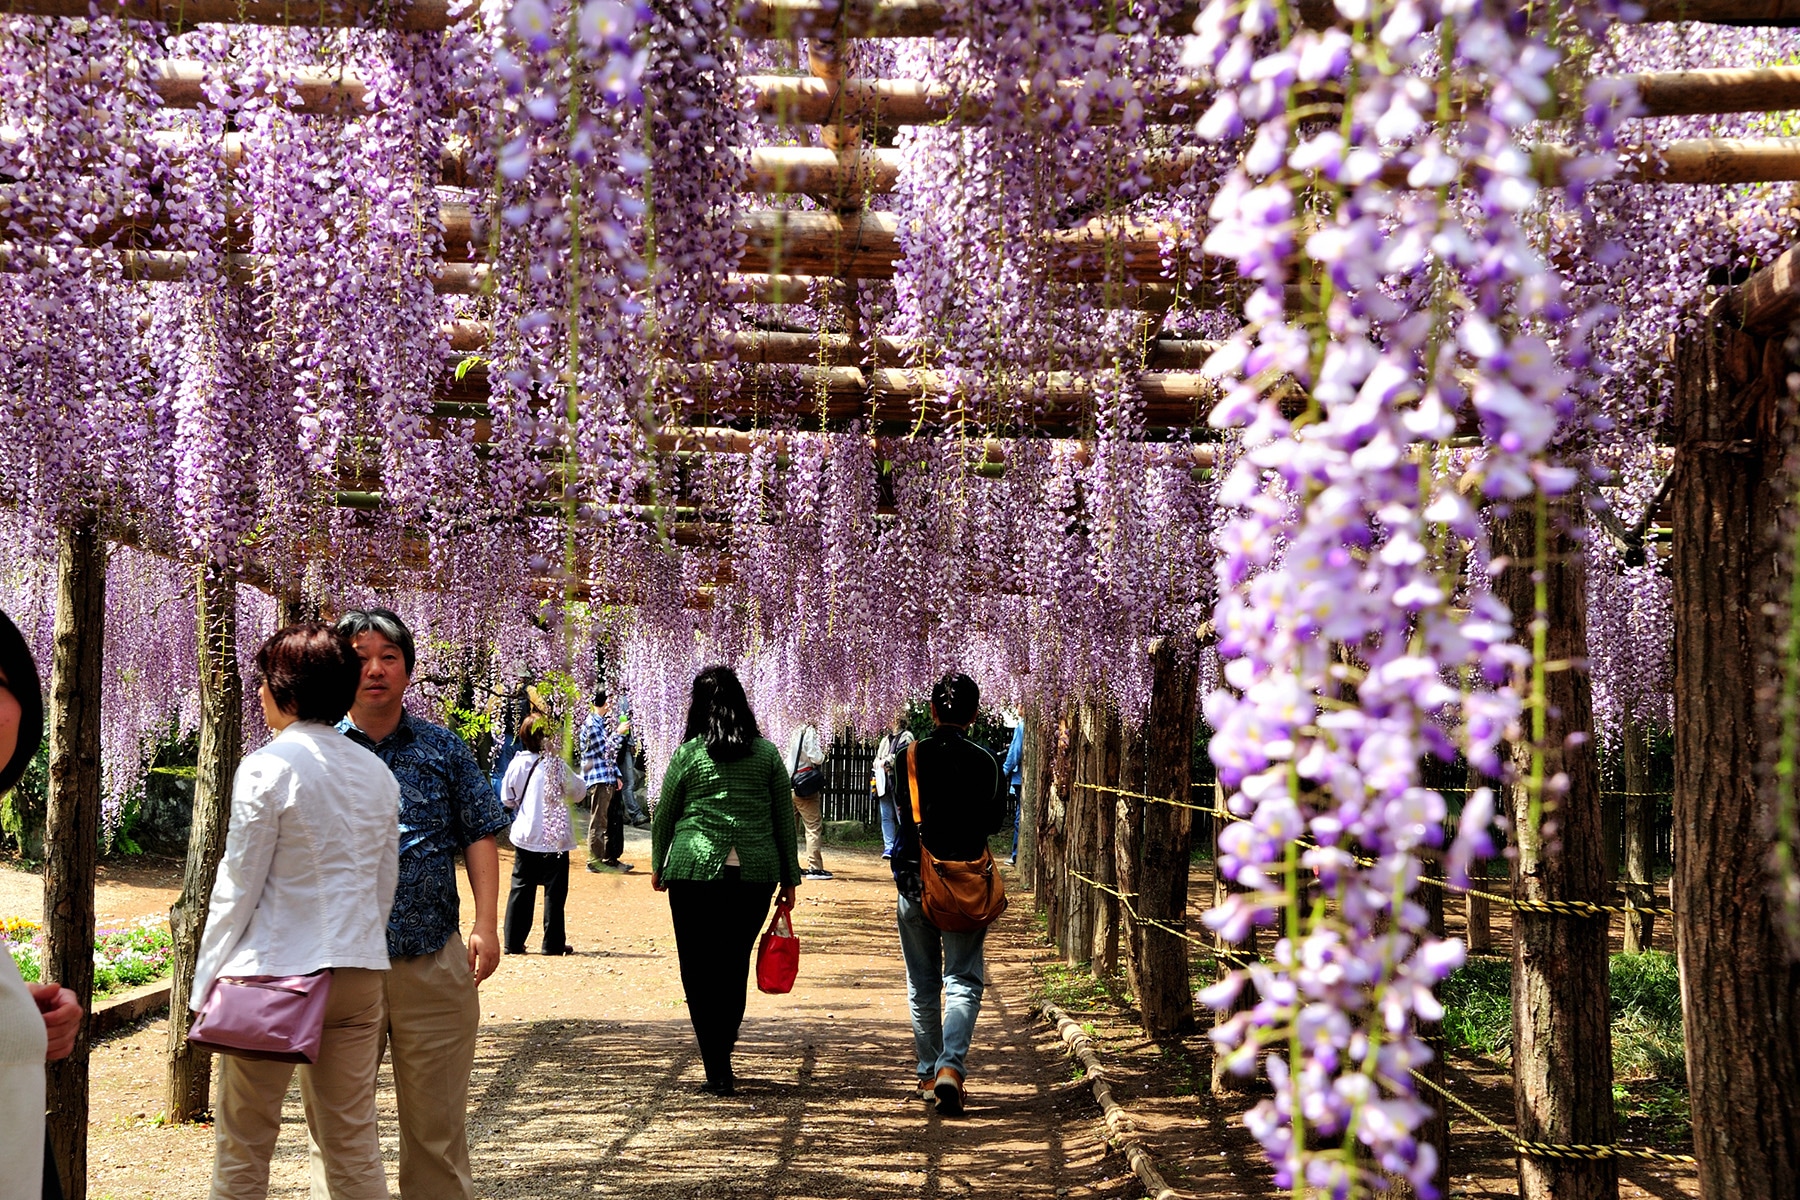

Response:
(6, 2), (1800, 1199)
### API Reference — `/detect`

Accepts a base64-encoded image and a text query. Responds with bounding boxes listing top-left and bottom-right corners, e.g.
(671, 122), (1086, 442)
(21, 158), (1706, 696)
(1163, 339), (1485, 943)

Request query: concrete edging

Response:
(91, 979), (171, 1039)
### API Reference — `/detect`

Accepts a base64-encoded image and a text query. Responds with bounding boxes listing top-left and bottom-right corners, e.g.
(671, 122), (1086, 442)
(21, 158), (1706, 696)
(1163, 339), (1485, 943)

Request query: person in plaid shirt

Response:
(580, 688), (629, 872)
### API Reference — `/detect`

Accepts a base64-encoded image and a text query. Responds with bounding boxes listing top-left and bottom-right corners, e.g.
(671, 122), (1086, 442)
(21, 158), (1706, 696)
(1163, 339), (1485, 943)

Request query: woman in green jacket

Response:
(651, 666), (801, 1095)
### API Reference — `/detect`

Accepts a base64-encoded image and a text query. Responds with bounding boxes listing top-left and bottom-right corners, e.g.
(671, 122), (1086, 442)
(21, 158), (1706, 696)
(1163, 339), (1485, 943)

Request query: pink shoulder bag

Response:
(188, 971), (334, 1064)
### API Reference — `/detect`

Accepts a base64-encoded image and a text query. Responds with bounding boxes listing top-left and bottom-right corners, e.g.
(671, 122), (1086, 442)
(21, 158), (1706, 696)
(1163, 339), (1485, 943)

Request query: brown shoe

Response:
(932, 1067), (964, 1115)
(912, 1075), (933, 1100)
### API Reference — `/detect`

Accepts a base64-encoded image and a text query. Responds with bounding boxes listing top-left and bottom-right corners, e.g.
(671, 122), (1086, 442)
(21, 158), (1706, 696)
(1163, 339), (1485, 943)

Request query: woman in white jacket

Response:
(501, 714), (585, 955)
(192, 625), (400, 1200)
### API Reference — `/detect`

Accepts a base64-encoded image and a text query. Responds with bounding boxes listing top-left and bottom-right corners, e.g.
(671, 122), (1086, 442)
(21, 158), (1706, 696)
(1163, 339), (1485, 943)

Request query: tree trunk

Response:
(1136, 635), (1197, 1037)
(1465, 765), (1493, 954)
(166, 566), (243, 1122)
(1621, 716), (1657, 954)
(42, 521), (106, 1200)
(1017, 708), (1043, 887)
(1092, 704), (1122, 980)
(275, 590), (320, 629)
(1037, 706), (1075, 947)
(1063, 702), (1101, 965)
(1670, 320), (1800, 1200)
(1493, 503), (1618, 1200)
(1115, 722), (1145, 999)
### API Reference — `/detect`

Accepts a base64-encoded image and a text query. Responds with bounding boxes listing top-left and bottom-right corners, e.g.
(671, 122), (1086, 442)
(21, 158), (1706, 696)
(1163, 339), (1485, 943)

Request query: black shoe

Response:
(504, 946), (527, 956)
(698, 1080), (737, 1097)
(543, 944), (576, 956)
(630, 817), (651, 828)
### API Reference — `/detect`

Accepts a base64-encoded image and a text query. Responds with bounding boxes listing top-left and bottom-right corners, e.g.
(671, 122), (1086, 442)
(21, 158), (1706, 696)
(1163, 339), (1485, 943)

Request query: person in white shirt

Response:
(873, 719), (915, 861)
(786, 721), (830, 880)
(193, 624), (400, 1200)
(0, 609), (80, 1200)
(500, 714), (585, 955)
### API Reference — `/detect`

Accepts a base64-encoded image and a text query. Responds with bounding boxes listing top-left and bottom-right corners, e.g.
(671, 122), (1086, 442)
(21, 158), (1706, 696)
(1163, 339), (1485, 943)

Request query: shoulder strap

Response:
(509, 755), (543, 809)
(907, 742), (923, 827)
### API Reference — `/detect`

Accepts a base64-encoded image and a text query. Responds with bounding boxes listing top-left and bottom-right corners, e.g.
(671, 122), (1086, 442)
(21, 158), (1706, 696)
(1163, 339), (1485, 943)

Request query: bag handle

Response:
(767, 899), (794, 939)
(907, 742), (923, 829)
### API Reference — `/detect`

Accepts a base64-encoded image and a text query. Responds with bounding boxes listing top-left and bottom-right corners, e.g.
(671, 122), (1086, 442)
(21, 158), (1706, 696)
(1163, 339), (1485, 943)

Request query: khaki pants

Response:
(211, 967), (387, 1200)
(308, 934), (479, 1200)
(793, 793), (825, 873)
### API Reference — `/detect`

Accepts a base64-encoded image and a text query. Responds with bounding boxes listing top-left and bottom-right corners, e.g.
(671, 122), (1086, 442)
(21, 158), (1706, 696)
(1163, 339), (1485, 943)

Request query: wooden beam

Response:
(20, 0), (451, 27)
(128, 60), (1800, 126)
(1723, 240), (1800, 334)
(445, 322), (1218, 369)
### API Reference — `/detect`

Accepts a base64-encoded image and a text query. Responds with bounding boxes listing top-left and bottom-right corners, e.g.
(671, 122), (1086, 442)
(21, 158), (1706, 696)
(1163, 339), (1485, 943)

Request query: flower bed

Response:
(3, 916), (173, 998)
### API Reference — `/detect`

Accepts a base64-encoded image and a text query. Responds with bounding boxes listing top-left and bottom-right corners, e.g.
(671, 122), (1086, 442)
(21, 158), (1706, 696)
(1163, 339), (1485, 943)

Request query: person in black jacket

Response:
(891, 673), (1007, 1116)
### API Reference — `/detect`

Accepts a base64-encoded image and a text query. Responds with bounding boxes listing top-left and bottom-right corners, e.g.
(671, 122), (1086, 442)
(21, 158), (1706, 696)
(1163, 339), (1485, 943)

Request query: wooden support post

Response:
(1063, 701), (1100, 966)
(1036, 705), (1075, 947)
(1620, 716), (1657, 954)
(42, 520), (106, 1200)
(166, 565), (242, 1122)
(1092, 705), (1122, 981)
(275, 590), (320, 629)
(1133, 635), (1198, 1037)
(1669, 317), (1800, 1198)
(1114, 723), (1146, 1000)
(1016, 709), (1042, 887)
(1493, 504), (1618, 1200)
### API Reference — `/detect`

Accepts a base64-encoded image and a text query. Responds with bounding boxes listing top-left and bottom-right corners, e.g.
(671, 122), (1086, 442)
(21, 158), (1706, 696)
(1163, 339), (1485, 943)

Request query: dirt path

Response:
(73, 831), (1135, 1200)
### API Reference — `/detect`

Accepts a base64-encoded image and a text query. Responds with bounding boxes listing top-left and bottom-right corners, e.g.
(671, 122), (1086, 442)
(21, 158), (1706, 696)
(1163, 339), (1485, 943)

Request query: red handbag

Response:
(755, 902), (799, 994)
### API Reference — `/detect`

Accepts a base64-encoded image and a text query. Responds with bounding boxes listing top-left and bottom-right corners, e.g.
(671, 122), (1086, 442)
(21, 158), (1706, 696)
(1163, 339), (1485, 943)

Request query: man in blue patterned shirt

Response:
(331, 608), (509, 1200)
(579, 688), (629, 871)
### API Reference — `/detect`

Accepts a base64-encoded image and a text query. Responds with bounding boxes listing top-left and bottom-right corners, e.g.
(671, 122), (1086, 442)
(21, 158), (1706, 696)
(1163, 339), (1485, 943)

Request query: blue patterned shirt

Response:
(341, 710), (511, 958)
(580, 709), (623, 787)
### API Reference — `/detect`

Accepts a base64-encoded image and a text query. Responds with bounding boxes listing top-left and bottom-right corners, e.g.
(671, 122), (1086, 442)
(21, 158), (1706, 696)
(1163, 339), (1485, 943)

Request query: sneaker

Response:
(631, 817), (651, 829)
(912, 1076), (933, 1101)
(605, 859), (634, 872)
(933, 1067), (964, 1116)
(803, 868), (834, 881)
(881, 852), (893, 860)
(587, 860), (626, 874)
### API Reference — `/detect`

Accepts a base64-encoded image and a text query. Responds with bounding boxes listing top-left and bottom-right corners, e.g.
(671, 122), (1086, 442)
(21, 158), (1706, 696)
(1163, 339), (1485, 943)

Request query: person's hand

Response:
(777, 884), (796, 909)
(28, 984), (81, 1061)
(651, 872), (665, 892)
(468, 922), (502, 985)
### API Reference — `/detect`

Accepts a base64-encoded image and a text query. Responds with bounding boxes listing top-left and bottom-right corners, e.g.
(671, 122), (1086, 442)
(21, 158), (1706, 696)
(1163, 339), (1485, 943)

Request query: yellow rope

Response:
(1405, 1069), (1696, 1165)
(1068, 869), (1216, 950)
(1069, 783), (1675, 918)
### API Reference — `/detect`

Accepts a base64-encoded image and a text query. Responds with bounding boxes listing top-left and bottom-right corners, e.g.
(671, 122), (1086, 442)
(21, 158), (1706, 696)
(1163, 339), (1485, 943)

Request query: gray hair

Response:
(334, 608), (416, 674)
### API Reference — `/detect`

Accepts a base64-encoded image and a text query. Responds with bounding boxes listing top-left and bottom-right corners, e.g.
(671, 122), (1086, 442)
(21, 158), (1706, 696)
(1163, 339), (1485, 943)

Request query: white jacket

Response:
(502, 750), (584, 854)
(0, 954), (45, 1200)
(191, 723), (400, 1008)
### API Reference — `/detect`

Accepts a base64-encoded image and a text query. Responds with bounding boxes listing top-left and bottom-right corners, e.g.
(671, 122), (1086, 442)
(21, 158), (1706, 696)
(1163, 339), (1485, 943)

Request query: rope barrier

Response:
(1058, 825), (1693, 1169)
(1068, 869), (1216, 949)
(1069, 783), (1676, 917)
(1405, 1068), (1697, 1165)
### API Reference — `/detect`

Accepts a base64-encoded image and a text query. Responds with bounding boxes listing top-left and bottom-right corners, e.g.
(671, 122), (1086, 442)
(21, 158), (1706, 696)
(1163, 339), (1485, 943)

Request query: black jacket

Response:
(891, 726), (1007, 900)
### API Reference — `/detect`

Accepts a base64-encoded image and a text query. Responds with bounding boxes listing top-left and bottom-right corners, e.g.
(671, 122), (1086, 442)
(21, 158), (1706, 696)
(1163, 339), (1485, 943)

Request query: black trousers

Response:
(505, 848), (570, 953)
(666, 869), (776, 1085)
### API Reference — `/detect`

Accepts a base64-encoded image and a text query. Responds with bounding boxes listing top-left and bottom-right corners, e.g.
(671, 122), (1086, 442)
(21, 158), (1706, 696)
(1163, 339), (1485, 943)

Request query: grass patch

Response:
(3, 916), (173, 998)
(1440, 950), (1688, 1138)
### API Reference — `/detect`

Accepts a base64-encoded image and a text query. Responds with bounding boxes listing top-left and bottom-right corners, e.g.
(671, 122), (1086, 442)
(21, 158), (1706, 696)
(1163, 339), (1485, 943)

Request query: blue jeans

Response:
(878, 797), (899, 855)
(896, 893), (987, 1079)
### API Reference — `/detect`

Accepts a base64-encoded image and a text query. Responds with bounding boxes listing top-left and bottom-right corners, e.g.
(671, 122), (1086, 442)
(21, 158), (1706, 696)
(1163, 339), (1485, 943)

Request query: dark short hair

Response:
(682, 665), (760, 763)
(931, 673), (980, 726)
(517, 713), (551, 754)
(257, 624), (362, 724)
(335, 608), (415, 674)
(0, 609), (44, 796)
(593, 687), (608, 708)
